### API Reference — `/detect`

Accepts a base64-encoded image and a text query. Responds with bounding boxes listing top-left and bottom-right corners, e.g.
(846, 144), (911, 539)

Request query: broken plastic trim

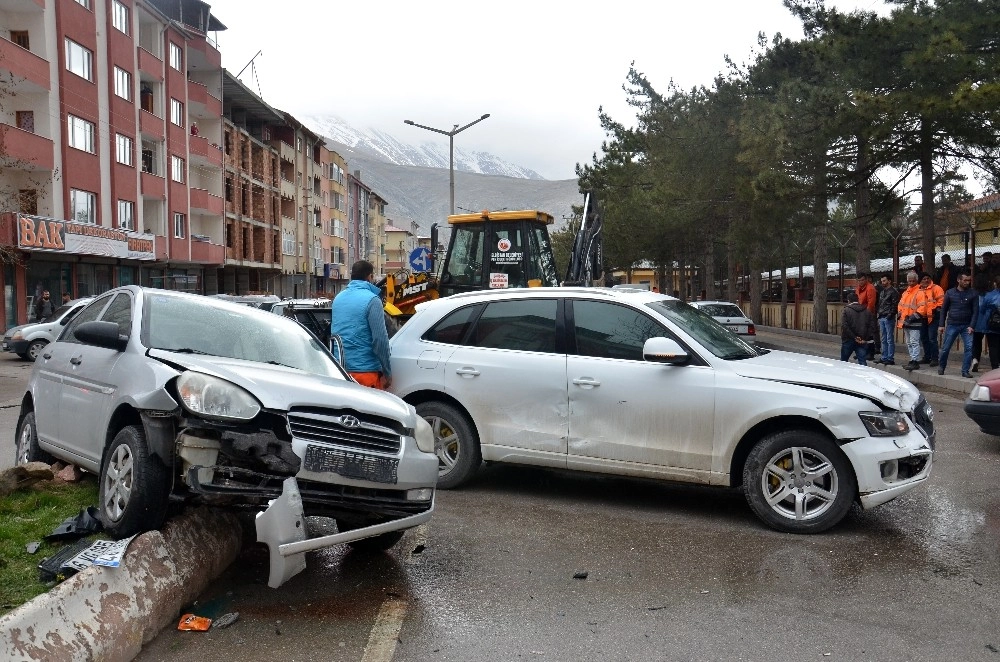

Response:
(254, 477), (435, 588)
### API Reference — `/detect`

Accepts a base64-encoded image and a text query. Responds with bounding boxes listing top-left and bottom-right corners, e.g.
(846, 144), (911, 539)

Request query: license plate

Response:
(1, 342), (7, 350)
(726, 324), (748, 334)
(303, 445), (398, 484)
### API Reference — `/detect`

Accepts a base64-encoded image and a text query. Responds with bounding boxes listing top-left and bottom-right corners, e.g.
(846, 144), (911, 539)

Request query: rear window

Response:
(698, 303), (745, 318)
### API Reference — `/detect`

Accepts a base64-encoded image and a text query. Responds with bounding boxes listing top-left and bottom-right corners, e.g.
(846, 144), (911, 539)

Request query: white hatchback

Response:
(389, 288), (935, 534)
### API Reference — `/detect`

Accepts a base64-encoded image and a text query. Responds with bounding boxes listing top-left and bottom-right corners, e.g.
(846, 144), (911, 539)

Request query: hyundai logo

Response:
(339, 415), (361, 428)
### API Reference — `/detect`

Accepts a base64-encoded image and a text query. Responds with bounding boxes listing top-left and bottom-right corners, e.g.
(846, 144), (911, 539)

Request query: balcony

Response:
(190, 238), (224, 264)
(189, 134), (222, 169)
(278, 140), (295, 163)
(0, 123), (53, 170)
(187, 80), (222, 117)
(190, 188), (224, 215)
(140, 171), (165, 198)
(279, 178), (296, 199)
(0, 37), (50, 92)
(137, 47), (161, 76)
(139, 110), (164, 140)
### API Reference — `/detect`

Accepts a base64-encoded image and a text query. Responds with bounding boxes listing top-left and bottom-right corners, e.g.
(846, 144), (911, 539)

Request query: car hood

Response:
(4, 324), (29, 337)
(148, 349), (414, 423)
(731, 349), (921, 410)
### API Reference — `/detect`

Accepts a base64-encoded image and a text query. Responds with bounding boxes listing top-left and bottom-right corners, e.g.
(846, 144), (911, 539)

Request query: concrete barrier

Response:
(0, 507), (242, 662)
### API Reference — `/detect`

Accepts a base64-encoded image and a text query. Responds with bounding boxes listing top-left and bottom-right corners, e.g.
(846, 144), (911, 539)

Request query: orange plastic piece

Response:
(177, 613), (212, 631)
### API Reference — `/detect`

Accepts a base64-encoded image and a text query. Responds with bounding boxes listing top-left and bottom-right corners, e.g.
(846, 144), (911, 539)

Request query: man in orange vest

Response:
(897, 271), (925, 371)
(919, 273), (944, 366)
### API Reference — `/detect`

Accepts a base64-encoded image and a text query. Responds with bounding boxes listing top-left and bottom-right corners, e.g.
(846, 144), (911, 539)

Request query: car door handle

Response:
(42, 353), (52, 360)
(455, 367), (480, 377)
(70, 356), (82, 365)
(572, 377), (601, 388)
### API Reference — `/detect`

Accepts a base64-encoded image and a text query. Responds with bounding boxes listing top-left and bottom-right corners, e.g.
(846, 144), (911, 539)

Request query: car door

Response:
(442, 298), (569, 459)
(55, 293), (131, 465)
(566, 299), (716, 479)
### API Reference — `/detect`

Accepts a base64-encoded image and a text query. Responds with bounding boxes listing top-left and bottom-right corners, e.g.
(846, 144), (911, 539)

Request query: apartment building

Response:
(0, 0), (226, 326)
(319, 145), (348, 292)
(384, 220), (419, 273)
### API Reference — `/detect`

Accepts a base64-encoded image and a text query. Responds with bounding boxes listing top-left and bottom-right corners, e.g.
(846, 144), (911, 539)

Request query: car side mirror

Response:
(74, 321), (128, 351)
(642, 337), (689, 365)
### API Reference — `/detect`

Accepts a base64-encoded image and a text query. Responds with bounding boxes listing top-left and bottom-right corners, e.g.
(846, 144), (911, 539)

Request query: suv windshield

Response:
(647, 300), (758, 360)
(142, 293), (344, 378)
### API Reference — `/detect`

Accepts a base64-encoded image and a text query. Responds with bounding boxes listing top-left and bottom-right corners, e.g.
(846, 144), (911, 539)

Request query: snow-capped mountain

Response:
(302, 115), (545, 180)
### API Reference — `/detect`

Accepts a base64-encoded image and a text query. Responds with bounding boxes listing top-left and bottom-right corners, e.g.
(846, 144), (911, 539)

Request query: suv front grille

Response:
(287, 408), (402, 454)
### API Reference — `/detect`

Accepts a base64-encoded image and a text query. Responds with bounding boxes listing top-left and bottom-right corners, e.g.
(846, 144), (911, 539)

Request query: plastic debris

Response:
(26, 542), (40, 554)
(572, 571), (588, 580)
(213, 612), (240, 629)
(177, 614), (212, 631)
(44, 506), (103, 542)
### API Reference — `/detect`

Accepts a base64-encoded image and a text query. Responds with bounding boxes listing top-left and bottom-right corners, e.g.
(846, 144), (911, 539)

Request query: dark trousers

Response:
(841, 340), (870, 366)
(921, 313), (940, 361)
(987, 333), (1000, 370)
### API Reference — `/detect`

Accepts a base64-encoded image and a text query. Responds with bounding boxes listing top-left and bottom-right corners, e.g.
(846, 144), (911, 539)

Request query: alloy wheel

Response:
(760, 446), (840, 521)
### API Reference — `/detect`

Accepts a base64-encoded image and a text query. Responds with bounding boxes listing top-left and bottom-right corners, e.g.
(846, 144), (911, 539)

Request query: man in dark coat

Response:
(841, 291), (877, 366)
(876, 275), (901, 365)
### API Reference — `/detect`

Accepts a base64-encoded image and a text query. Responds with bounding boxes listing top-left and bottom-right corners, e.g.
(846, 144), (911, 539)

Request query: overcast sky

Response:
(205, 0), (890, 181)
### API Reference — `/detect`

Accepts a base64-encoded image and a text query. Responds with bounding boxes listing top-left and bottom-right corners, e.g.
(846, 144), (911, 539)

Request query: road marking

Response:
(361, 597), (408, 662)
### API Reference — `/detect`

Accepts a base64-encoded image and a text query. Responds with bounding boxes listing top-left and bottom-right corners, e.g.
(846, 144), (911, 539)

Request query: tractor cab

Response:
(436, 209), (560, 298)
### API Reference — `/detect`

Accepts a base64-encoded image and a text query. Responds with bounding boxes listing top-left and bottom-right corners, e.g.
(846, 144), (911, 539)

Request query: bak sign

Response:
(17, 214), (155, 260)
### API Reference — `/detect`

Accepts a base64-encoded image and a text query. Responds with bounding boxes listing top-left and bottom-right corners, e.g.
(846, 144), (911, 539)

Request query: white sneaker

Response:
(972, 358), (979, 372)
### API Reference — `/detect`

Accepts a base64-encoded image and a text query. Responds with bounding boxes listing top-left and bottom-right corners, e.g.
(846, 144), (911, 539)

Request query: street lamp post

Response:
(404, 114), (490, 215)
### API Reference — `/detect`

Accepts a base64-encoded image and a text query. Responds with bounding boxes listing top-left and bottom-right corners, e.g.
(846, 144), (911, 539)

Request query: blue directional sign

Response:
(409, 247), (432, 272)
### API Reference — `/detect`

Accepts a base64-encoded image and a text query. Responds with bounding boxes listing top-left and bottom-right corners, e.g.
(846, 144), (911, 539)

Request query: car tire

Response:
(337, 520), (406, 552)
(25, 339), (48, 362)
(742, 429), (857, 534)
(15, 411), (54, 465)
(99, 425), (171, 539)
(415, 401), (481, 489)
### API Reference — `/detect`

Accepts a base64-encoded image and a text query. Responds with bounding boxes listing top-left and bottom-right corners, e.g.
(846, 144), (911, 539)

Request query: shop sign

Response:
(17, 214), (155, 261)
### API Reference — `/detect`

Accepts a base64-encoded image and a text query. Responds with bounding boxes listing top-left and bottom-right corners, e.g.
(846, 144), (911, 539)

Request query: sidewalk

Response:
(755, 325), (977, 395)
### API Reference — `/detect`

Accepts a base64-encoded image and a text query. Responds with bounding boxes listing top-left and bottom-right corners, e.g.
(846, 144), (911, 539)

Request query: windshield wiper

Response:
(266, 360), (296, 369)
(168, 347), (211, 355)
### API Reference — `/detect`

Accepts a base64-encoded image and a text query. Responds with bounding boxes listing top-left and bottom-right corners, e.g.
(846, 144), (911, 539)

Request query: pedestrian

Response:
(898, 271), (925, 371)
(974, 252), (993, 293)
(876, 275), (900, 365)
(937, 272), (978, 377)
(913, 255), (927, 279)
(978, 274), (1000, 371)
(919, 273), (944, 366)
(61, 292), (71, 304)
(841, 291), (877, 365)
(856, 272), (879, 355)
(33, 290), (54, 322)
(934, 254), (960, 292)
(331, 260), (391, 389)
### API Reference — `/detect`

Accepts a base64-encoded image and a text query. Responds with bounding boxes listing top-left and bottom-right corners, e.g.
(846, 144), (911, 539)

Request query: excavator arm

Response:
(564, 191), (604, 287)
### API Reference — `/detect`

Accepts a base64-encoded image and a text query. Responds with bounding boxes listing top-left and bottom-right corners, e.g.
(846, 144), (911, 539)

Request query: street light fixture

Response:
(403, 113), (490, 215)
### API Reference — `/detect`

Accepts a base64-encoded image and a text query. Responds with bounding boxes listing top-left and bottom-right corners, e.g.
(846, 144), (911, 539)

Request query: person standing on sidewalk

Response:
(876, 275), (900, 365)
(841, 291), (877, 365)
(919, 273), (944, 366)
(976, 274), (1000, 372)
(937, 273), (978, 377)
(331, 260), (392, 389)
(898, 271), (926, 371)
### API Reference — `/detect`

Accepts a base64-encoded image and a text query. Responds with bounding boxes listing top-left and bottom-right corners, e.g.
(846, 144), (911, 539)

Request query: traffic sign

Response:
(409, 247), (432, 272)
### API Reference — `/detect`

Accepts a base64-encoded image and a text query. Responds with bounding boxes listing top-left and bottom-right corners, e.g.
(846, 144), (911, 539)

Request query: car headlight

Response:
(859, 411), (910, 436)
(11, 331), (22, 341)
(176, 372), (261, 421)
(969, 385), (991, 402)
(414, 415), (435, 453)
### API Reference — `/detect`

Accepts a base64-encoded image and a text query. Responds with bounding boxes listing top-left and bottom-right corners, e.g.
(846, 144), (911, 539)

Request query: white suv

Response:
(388, 287), (935, 534)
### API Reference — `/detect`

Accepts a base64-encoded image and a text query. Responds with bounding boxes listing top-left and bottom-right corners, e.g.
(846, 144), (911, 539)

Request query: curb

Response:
(1, 507), (242, 662)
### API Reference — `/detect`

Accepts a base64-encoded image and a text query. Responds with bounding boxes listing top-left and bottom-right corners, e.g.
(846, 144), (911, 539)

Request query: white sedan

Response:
(389, 287), (935, 534)
(689, 300), (757, 344)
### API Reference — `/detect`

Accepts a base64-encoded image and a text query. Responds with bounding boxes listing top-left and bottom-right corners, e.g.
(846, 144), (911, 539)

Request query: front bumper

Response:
(841, 428), (933, 510)
(963, 400), (1000, 436)
(3, 338), (28, 353)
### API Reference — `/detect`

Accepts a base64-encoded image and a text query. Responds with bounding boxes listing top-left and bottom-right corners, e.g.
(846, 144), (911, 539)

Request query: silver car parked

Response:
(15, 287), (438, 586)
(389, 288), (934, 534)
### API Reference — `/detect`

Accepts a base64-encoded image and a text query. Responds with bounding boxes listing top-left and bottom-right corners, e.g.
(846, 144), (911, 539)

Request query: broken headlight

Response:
(859, 410), (909, 437)
(177, 371), (261, 421)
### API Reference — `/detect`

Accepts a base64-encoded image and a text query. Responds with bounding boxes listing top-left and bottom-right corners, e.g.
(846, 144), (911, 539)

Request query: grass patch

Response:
(0, 476), (100, 615)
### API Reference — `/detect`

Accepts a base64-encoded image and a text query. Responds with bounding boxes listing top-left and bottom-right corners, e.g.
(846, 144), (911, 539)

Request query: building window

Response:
(116, 134), (134, 166)
(170, 98), (184, 126)
(74, 0), (92, 8)
(65, 39), (93, 80)
(112, 1), (129, 34)
(169, 42), (182, 70)
(171, 155), (185, 182)
(113, 66), (131, 101)
(70, 189), (96, 224)
(10, 30), (29, 50)
(173, 212), (186, 238)
(68, 115), (95, 153)
(118, 200), (134, 230)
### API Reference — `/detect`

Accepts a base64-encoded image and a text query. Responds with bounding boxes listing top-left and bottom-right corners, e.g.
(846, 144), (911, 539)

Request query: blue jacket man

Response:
(331, 260), (391, 389)
(937, 273), (978, 377)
